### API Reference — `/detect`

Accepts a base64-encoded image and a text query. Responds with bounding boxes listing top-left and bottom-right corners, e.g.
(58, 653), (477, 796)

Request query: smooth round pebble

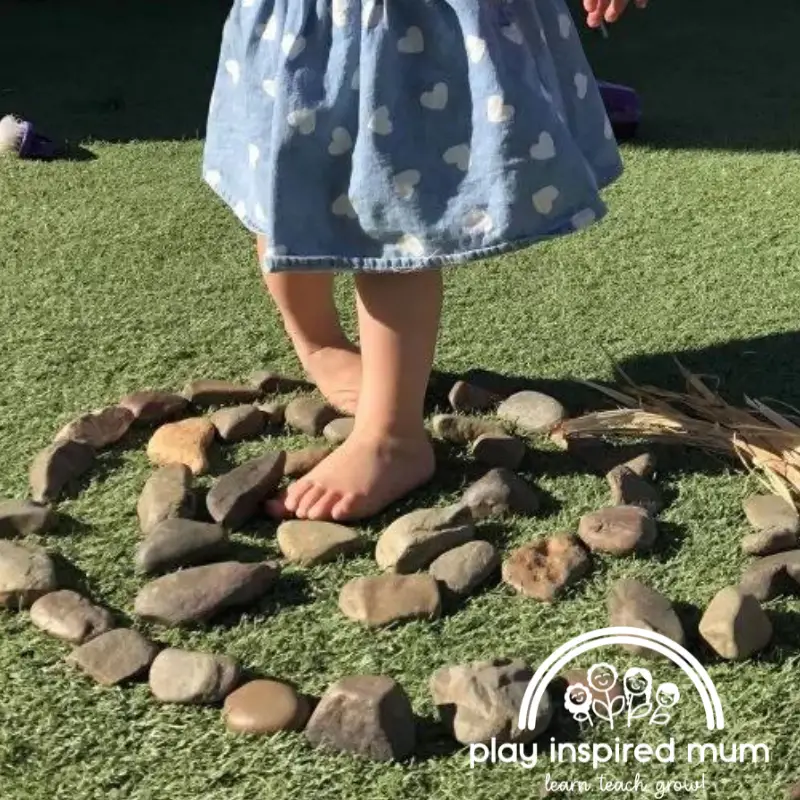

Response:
(223, 680), (309, 734)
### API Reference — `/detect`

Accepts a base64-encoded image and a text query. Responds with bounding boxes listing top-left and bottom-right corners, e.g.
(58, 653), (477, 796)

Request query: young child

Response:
(203, 0), (647, 522)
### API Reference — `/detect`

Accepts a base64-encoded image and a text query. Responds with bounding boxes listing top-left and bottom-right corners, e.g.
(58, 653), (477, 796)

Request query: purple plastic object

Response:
(598, 81), (641, 141)
(16, 119), (61, 159)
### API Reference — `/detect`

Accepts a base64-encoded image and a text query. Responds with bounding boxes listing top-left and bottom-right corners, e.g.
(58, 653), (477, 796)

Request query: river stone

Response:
(339, 574), (441, 627)
(460, 468), (541, 520)
(277, 520), (364, 566)
(502, 534), (590, 602)
(607, 466), (663, 515)
(149, 648), (240, 704)
(137, 464), (195, 535)
(53, 405), (134, 448)
(29, 590), (114, 643)
(448, 380), (500, 413)
(375, 505), (475, 573)
(699, 586), (772, 660)
(209, 405), (266, 442)
(577, 506), (657, 556)
(135, 519), (228, 574)
(741, 527), (798, 556)
(0, 499), (54, 537)
(29, 439), (95, 502)
(430, 659), (552, 744)
(739, 550), (800, 601)
(251, 370), (313, 395)
(284, 396), (340, 435)
(305, 675), (416, 761)
(283, 445), (332, 477)
(429, 540), (499, 597)
(134, 561), (279, 626)
(471, 433), (526, 470)
(182, 379), (260, 407)
(431, 414), (505, 445)
(224, 679), (310, 733)
(0, 541), (58, 608)
(743, 494), (799, 533)
(146, 417), (215, 475)
(607, 579), (686, 655)
(323, 416), (355, 445)
(119, 390), (189, 424)
(496, 391), (565, 434)
(566, 440), (655, 477)
(256, 399), (287, 426)
(206, 452), (285, 530)
(67, 629), (158, 686)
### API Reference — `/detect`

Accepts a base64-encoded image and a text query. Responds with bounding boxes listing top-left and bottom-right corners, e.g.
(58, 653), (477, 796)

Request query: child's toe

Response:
(306, 489), (342, 520)
(295, 483), (326, 518)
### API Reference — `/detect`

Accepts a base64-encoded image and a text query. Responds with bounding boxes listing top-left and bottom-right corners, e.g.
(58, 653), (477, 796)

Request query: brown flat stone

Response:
(119, 390), (189, 424)
(209, 405), (266, 442)
(223, 680), (310, 733)
(284, 396), (339, 435)
(67, 628), (158, 686)
(283, 446), (332, 477)
(277, 520), (364, 566)
(431, 414), (505, 445)
(53, 405), (134, 448)
(339, 574), (441, 627)
(577, 506), (657, 556)
(471, 433), (526, 470)
(0, 541), (58, 608)
(182, 379), (260, 407)
(30, 589), (114, 643)
(0, 499), (54, 537)
(29, 439), (95, 502)
(448, 381), (500, 413)
(136, 464), (195, 535)
(146, 417), (215, 475)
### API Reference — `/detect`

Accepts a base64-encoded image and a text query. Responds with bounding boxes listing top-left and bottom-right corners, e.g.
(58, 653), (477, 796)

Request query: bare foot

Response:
(265, 431), (435, 522)
(300, 344), (361, 416)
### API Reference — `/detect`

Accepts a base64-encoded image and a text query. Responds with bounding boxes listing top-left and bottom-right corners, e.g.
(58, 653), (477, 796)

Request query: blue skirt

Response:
(203, 0), (623, 272)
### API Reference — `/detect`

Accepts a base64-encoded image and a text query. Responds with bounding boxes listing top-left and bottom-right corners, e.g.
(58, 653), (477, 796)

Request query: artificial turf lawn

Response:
(1, 1), (800, 798)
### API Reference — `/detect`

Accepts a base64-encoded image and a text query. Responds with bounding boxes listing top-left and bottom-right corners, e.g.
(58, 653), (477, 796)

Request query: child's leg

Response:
(270, 269), (441, 521)
(258, 236), (361, 414)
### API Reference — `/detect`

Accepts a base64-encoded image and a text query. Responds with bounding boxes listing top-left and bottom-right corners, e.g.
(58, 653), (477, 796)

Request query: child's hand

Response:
(584, 0), (648, 28)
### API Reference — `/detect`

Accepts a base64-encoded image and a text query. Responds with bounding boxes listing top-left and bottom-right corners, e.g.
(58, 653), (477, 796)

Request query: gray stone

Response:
(431, 414), (505, 445)
(283, 446), (332, 477)
(739, 550), (800, 601)
(624, 452), (657, 479)
(502, 534), (590, 602)
(448, 381), (500, 413)
(430, 659), (552, 745)
(256, 399), (287, 426)
(741, 527), (798, 557)
(182, 379), (260, 407)
(209, 405), (266, 442)
(67, 629), (158, 686)
(0, 499), (54, 537)
(29, 590), (114, 643)
(339, 574), (441, 627)
(305, 675), (416, 761)
(146, 417), (216, 475)
(224, 679), (310, 733)
(119, 390), (189, 424)
(53, 405), (134, 448)
(607, 466), (663, 515)
(251, 370), (313, 395)
(743, 494), (799, 533)
(699, 586), (772, 660)
(29, 439), (95, 502)
(607, 579), (685, 655)
(206, 452), (285, 530)
(429, 541), (499, 596)
(277, 520), (364, 566)
(135, 519), (228, 574)
(136, 464), (195, 535)
(471, 433), (526, 470)
(149, 648), (240, 704)
(323, 417), (355, 445)
(0, 541), (58, 608)
(460, 468), (541, 520)
(496, 391), (566, 434)
(284, 396), (340, 435)
(375, 505), (475, 573)
(577, 506), (657, 556)
(134, 561), (279, 626)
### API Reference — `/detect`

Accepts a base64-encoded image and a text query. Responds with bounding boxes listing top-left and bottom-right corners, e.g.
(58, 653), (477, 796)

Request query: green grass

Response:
(2, 1), (800, 798)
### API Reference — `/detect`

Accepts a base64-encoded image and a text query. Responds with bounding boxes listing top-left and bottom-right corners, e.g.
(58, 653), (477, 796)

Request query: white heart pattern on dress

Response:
(558, 13), (572, 38)
(529, 131), (556, 161)
(328, 127), (353, 156)
(248, 143), (260, 168)
(262, 14), (277, 41)
(397, 234), (425, 257)
(368, 106), (393, 135)
(420, 82), (448, 110)
(393, 169), (421, 200)
(574, 72), (588, 100)
(332, 0), (349, 27)
(532, 186), (560, 215)
(351, 70), (360, 90)
(224, 60), (240, 85)
(501, 23), (523, 45)
(282, 33), (306, 60)
(572, 208), (597, 230)
(234, 201), (247, 220)
(398, 26), (424, 54)
(465, 35), (487, 63)
(362, 0), (382, 28)
(204, 170), (221, 189)
(463, 209), (494, 236)
(604, 117), (614, 140)
(254, 203), (267, 222)
(287, 108), (317, 135)
(262, 79), (277, 98)
(332, 194), (358, 219)
(443, 144), (470, 171)
(487, 95), (515, 123)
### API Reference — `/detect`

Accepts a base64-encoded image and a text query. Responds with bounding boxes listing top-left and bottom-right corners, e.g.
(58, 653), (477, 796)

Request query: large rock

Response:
(149, 648), (240, 704)
(135, 519), (228, 574)
(430, 659), (552, 744)
(256, 399), (287, 426)
(699, 586), (772, 660)
(284, 396), (339, 435)
(277, 520), (364, 566)
(29, 439), (95, 502)
(182, 379), (260, 407)
(496, 391), (565, 434)
(739, 550), (800, 601)
(53, 405), (134, 448)
(223, 679), (310, 733)
(0, 499), (54, 537)
(136, 464), (195, 535)
(206, 452), (285, 530)
(471, 433), (526, 470)
(29, 589), (114, 643)
(429, 541), (499, 597)
(431, 414), (505, 445)
(283, 446), (332, 477)
(67, 629), (158, 686)
(607, 466), (664, 515)
(607, 579), (685, 655)
(448, 380), (500, 413)
(339, 574), (441, 627)
(577, 506), (657, 556)
(743, 494), (799, 533)
(741, 527), (798, 557)
(146, 417), (215, 475)
(375, 505), (474, 573)
(502, 534), (590, 602)
(0, 541), (58, 608)
(460, 468), (541, 521)
(305, 675), (416, 761)
(209, 405), (266, 442)
(119, 390), (189, 424)
(134, 561), (279, 626)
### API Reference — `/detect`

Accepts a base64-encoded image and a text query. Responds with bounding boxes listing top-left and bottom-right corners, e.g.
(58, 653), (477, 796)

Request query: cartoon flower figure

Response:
(564, 683), (594, 726)
(587, 663), (624, 728)
(623, 667), (653, 726)
(587, 663), (618, 694)
(650, 682), (681, 726)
